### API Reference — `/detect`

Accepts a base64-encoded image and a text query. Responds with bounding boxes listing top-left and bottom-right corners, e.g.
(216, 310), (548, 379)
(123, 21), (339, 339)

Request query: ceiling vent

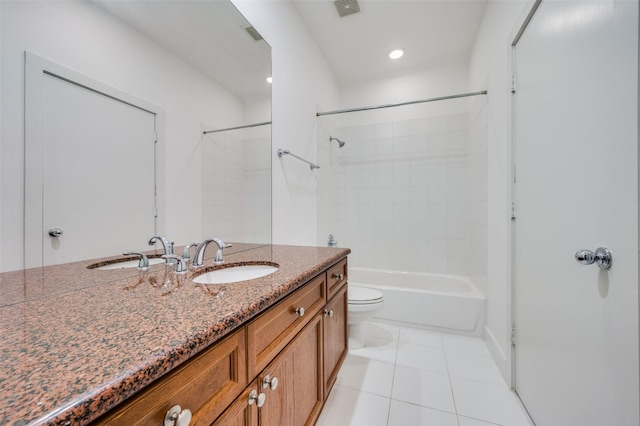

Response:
(244, 26), (264, 41)
(333, 0), (361, 17)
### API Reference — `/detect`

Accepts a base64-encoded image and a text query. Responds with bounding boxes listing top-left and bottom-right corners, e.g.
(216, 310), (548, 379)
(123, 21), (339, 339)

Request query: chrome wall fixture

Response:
(277, 149), (319, 170)
(329, 136), (346, 147)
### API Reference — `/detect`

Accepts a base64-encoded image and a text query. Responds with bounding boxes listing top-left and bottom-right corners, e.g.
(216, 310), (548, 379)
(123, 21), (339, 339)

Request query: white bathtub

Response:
(348, 267), (485, 337)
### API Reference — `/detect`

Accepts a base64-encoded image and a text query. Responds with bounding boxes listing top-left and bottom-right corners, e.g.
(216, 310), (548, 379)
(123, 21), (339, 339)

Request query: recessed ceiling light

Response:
(266, 76), (273, 84)
(388, 49), (404, 60)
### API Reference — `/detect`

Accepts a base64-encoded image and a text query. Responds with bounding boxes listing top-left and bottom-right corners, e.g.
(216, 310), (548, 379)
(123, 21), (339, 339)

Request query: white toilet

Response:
(348, 285), (385, 349)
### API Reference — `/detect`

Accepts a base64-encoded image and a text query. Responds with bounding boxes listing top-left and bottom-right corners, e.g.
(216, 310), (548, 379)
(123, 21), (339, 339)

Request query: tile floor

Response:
(316, 321), (532, 426)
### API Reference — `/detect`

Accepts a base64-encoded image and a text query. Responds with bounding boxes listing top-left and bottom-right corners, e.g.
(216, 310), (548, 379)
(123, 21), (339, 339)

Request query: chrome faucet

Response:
(192, 238), (231, 267)
(148, 235), (175, 264)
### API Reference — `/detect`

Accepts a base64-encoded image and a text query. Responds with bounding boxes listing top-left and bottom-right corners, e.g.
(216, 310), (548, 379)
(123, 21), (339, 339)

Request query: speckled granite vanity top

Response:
(0, 244), (350, 425)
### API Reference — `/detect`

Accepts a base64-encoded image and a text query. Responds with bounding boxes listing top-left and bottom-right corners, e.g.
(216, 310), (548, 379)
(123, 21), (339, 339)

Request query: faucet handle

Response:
(162, 255), (188, 274)
(213, 238), (231, 264)
(182, 242), (199, 261)
(123, 252), (150, 271)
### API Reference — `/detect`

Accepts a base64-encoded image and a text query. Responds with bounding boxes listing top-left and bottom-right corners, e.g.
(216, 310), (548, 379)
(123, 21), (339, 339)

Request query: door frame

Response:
(24, 52), (166, 268)
(508, 0), (542, 393)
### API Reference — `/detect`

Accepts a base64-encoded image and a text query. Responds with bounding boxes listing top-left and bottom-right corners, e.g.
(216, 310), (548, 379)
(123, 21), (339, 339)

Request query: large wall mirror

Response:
(1, 0), (271, 273)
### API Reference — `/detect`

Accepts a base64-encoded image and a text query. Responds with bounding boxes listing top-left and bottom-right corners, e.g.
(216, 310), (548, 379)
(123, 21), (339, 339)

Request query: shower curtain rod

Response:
(203, 120), (271, 135)
(316, 90), (487, 117)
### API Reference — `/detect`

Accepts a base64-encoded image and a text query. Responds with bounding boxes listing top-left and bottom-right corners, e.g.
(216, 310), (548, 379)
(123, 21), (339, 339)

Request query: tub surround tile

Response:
(0, 244), (350, 425)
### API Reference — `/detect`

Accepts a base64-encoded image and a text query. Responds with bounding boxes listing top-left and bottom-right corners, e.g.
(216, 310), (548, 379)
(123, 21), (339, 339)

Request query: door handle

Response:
(48, 228), (63, 238)
(575, 247), (612, 270)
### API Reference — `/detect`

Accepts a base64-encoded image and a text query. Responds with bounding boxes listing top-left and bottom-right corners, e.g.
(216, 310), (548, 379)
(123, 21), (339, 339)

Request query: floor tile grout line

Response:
(438, 332), (462, 426)
(457, 413), (505, 426)
(384, 333), (400, 426)
(388, 397), (459, 417)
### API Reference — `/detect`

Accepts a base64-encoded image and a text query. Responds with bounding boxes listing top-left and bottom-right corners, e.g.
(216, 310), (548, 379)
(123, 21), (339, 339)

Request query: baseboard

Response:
(484, 325), (510, 384)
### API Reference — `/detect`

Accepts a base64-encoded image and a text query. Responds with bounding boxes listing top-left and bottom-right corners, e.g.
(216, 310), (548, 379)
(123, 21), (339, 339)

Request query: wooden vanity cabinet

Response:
(93, 257), (348, 426)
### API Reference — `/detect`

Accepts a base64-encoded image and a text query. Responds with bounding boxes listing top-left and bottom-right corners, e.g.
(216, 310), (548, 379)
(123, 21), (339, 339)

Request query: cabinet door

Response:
(213, 384), (258, 426)
(291, 313), (324, 426)
(323, 284), (348, 396)
(258, 346), (293, 426)
(259, 313), (323, 426)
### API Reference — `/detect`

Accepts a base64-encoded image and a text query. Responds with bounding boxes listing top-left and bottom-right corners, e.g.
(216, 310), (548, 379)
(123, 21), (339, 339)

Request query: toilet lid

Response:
(349, 285), (384, 305)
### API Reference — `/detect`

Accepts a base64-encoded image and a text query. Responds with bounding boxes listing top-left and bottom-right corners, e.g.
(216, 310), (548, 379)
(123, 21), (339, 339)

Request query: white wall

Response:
(468, 0), (530, 380)
(338, 58), (472, 126)
(232, 0), (341, 246)
(0, 1), (244, 271)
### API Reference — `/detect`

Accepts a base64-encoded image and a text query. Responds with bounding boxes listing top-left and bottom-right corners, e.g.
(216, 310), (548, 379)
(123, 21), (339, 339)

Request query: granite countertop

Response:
(0, 244), (350, 425)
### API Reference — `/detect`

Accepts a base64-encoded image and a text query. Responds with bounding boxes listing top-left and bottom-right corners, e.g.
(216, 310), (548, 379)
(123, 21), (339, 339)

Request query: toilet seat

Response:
(349, 285), (384, 305)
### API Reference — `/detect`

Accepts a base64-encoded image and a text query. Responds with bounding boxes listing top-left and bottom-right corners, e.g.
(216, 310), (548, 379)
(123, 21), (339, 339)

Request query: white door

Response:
(513, 1), (638, 425)
(25, 54), (157, 267)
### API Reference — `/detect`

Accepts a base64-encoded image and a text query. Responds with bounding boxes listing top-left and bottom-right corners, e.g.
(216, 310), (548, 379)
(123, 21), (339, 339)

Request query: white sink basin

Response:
(193, 264), (278, 284)
(89, 258), (165, 270)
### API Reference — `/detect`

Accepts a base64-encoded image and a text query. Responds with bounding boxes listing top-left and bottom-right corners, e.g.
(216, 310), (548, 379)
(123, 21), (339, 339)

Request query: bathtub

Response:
(348, 267), (485, 337)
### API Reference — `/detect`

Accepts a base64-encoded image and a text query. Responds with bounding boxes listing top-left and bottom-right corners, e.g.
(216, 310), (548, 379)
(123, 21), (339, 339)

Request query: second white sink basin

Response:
(193, 264), (278, 284)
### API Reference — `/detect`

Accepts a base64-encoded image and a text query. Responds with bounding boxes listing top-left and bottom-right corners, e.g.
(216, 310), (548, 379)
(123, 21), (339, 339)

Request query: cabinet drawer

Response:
(247, 273), (326, 377)
(326, 258), (347, 301)
(92, 328), (246, 426)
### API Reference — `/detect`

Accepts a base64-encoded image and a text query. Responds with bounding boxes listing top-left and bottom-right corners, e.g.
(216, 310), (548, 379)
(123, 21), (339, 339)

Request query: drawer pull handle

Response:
(295, 307), (305, 317)
(332, 273), (344, 280)
(164, 405), (192, 426)
(324, 309), (334, 318)
(249, 389), (266, 408)
(262, 374), (279, 390)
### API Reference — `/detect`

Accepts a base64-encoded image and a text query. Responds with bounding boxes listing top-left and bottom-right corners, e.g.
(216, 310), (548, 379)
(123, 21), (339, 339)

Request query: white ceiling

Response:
(93, 0), (272, 101)
(291, 0), (488, 85)
(94, 0), (487, 98)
